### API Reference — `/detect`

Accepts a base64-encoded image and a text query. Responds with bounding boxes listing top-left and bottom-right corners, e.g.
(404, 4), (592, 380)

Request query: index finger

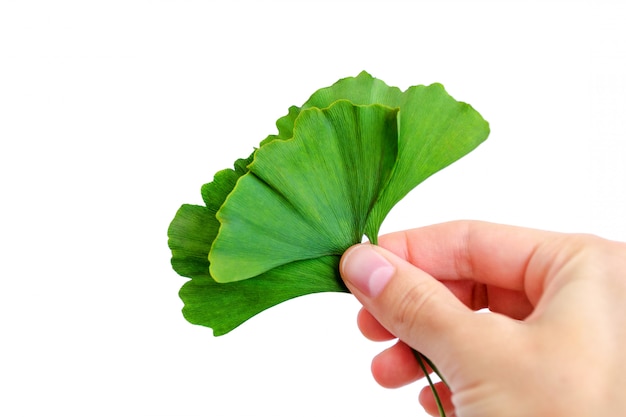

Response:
(377, 220), (562, 306)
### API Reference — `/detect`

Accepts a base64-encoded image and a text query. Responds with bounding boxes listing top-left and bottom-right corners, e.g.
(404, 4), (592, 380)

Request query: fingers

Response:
(358, 309), (441, 392)
(419, 382), (454, 417)
(340, 221), (584, 385)
(376, 220), (562, 306)
(371, 340), (423, 388)
(344, 221), (626, 416)
(356, 308), (395, 341)
(340, 243), (482, 362)
(484, 285), (534, 319)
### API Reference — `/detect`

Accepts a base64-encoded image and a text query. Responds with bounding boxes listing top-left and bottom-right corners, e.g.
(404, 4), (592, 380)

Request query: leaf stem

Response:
(412, 349), (447, 417)
(420, 354), (447, 386)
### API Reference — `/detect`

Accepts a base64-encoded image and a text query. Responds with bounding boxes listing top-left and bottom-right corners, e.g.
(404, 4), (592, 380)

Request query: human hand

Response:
(339, 221), (626, 417)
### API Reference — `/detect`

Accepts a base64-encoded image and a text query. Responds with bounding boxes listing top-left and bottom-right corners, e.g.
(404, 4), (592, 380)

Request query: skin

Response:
(339, 220), (626, 417)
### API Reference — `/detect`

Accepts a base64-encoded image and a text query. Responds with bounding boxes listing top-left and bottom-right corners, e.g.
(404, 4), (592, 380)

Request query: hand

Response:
(339, 220), (626, 417)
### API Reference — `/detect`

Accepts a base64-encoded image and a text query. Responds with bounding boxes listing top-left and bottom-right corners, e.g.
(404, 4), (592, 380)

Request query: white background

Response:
(1, 1), (625, 416)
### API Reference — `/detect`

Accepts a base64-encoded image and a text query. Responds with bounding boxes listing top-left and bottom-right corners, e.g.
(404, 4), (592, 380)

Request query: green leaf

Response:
(168, 204), (215, 280)
(168, 197), (347, 335)
(168, 155), (254, 280)
(180, 256), (345, 336)
(209, 101), (399, 282)
(275, 71), (404, 132)
(272, 71), (490, 238)
(364, 83), (490, 238)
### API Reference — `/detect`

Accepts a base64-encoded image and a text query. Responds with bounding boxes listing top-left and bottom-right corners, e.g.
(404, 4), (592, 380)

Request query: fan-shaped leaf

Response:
(364, 83), (490, 238)
(209, 101), (399, 282)
(181, 256), (345, 336)
(270, 72), (490, 238)
(168, 194), (347, 335)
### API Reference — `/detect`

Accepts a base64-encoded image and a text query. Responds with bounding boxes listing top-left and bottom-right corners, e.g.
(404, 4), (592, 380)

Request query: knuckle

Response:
(391, 279), (440, 340)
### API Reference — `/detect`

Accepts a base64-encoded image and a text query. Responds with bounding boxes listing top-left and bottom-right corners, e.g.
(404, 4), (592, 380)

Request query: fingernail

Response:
(341, 245), (394, 298)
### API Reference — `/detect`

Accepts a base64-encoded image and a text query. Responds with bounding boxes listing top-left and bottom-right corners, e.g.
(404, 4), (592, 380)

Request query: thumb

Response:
(340, 243), (486, 365)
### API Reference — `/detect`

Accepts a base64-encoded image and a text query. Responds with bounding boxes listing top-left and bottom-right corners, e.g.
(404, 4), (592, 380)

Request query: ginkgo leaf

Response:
(180, 257), (345, 336)
(168, 71), (490, 335)
(168, 204), (346, 335)
(209, 101), (399, 282)
(364, 83), (491, 238)
(274, 72), (490, 238)
(272, 71), (403, 141)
